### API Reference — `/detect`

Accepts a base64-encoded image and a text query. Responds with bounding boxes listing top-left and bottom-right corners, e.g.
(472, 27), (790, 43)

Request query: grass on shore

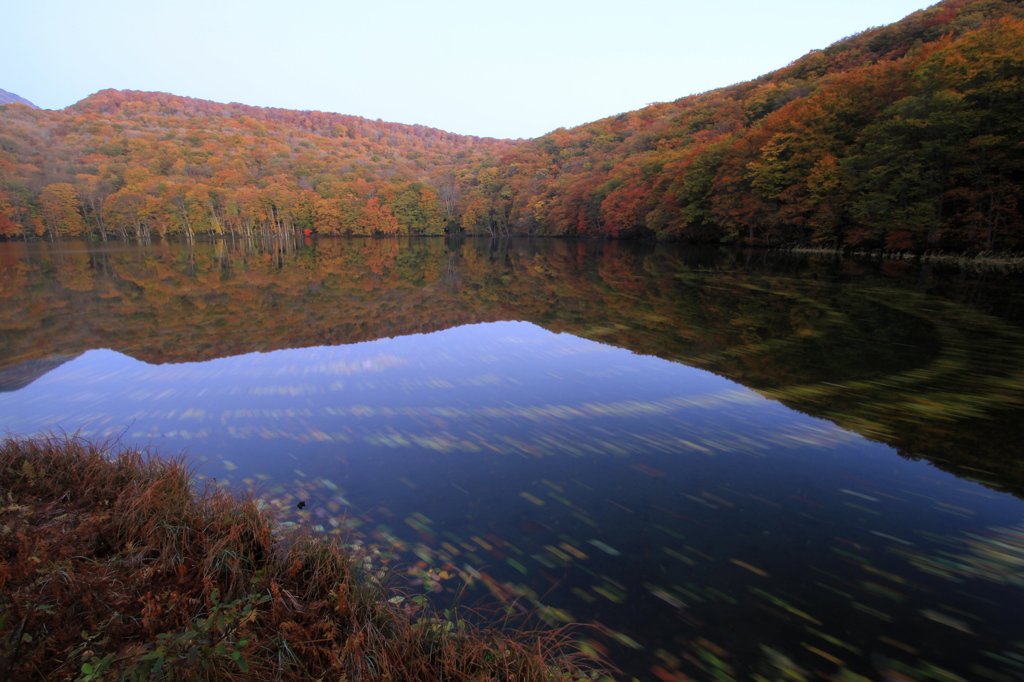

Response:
(0, 435), (608, 681)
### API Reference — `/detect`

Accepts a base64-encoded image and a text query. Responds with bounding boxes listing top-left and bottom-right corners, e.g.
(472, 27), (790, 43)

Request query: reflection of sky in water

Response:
(3, 320), (1024, 680)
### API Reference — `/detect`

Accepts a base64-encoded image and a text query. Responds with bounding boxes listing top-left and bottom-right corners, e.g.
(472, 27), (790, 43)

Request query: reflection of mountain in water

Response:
(2, 237), (1023, 495)
(0, 353), (80, 392)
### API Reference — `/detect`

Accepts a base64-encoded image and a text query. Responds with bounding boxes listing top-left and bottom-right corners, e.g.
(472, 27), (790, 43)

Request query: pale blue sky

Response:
(3, 0), (934, 139)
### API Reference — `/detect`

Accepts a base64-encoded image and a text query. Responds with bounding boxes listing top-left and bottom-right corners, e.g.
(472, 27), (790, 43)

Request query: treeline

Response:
(1, 0), (1023, 249)
(0, 90), (512, 241)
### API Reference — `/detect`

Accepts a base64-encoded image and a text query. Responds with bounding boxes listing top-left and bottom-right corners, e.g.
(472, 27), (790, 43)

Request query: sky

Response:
(3, 0), (936, 140)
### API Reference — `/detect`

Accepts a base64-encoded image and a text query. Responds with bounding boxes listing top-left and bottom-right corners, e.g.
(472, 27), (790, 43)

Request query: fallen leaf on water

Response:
(520, 492), (545, 506)
(631, 463), (666, 477)
(588, 540), (621, 556)
(878, 635), (918, 655)
(648, 586), (686, 609)
(921, 609), (973, 633)
(730, 558), (768, 577)
(560, 542), (589, 560)
(801, 642), (844, 666)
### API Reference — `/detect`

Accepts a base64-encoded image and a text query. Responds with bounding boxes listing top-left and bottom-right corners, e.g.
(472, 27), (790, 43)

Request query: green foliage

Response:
(126, 589), (268, 679)
(79, 654), (114, 681)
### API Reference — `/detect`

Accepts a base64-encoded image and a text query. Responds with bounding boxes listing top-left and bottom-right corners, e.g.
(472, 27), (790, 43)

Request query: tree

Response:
(39, 183), (86, 240)
(390, 182), (444, 235)
(359, 198), (399, 235)
(0, 193), (20, 239)
(77, 174), (114, 241)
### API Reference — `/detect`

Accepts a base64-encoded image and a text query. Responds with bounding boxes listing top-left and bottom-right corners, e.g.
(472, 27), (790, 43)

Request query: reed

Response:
(0, 434), (609, 681)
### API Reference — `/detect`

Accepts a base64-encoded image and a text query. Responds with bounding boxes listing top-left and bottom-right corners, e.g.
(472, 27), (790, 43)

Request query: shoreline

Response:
(4, 232), (1024, 269)
(782, 245), (1024, 272)
(0, 435), (607, 681)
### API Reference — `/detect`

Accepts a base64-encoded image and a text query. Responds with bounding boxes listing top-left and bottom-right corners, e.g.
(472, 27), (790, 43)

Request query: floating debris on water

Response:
(588, 540), (621, 556)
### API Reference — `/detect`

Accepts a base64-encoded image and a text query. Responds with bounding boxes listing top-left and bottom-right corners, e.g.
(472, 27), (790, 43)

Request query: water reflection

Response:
(1, 238), (1023, 680)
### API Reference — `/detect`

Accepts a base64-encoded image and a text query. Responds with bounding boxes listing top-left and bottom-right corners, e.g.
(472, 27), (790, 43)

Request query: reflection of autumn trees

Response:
(2, 1), (1022, 250)
(2, 237), (1023, 495)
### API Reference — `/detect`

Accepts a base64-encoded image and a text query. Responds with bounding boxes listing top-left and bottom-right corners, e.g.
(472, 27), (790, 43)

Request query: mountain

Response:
(457, 0), (1024, 249)
(0, 0), (1022, 250)
(0, 89), (512, 240)
(0, 88), (38, 109)
(0, 353), (80, 392)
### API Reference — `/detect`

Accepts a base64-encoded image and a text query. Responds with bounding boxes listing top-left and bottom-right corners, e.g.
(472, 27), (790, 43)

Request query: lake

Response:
(2, 236), (1023, 681)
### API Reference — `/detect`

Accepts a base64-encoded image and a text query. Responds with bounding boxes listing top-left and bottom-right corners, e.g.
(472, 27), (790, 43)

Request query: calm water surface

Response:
(2, 237), (1024, 681)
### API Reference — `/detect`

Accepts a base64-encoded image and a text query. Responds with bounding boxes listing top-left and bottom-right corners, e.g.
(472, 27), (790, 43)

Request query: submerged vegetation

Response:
(0, 435), (604, 681)
(1, 0), (1023, 250)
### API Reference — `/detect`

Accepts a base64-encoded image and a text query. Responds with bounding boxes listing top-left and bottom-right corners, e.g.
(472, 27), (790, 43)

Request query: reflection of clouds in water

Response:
(239, 384), (322, 396)
(264, 354), (408, 378)
(186, 352), (409, 380)
(0, 323), (851, 456)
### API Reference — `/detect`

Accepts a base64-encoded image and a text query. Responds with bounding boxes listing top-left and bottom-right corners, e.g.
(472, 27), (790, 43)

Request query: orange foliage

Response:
(1, 0), (1022, 250)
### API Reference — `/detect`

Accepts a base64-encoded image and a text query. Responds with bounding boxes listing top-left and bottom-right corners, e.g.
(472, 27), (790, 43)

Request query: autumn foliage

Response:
(455, 0), (1024, 250)
(0, 90), (511, 242)
(1, 0), (1023, 250)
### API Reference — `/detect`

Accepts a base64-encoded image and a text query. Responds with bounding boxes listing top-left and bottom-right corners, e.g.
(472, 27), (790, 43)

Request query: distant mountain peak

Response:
(0, 88), (39, 109)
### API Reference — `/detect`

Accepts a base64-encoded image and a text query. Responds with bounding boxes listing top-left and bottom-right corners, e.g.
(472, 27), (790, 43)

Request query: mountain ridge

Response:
(69, 88), (511, 142)
(0, 88), (38, 109)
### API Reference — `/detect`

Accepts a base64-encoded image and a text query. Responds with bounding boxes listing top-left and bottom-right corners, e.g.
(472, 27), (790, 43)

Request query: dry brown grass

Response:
(0, 435), (610, 681)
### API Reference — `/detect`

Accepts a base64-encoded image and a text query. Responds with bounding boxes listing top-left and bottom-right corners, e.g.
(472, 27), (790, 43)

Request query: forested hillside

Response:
(0, 90), (512, 240)
(460, 0), (1024, 249)
(2, 0), (1023, 249)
